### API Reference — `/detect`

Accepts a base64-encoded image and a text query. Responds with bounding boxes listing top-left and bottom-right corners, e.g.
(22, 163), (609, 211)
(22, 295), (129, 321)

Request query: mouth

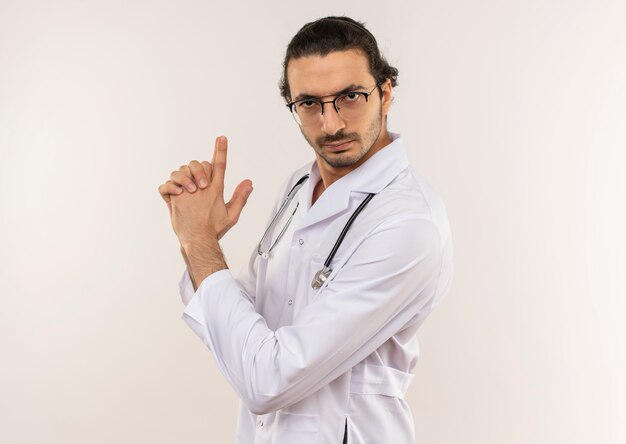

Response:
(322, 140), (354, 152)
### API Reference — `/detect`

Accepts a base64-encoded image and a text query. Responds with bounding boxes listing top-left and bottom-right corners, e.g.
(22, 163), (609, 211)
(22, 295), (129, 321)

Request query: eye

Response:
(343, 92), (361, 102)
(297, 100), (319, 110)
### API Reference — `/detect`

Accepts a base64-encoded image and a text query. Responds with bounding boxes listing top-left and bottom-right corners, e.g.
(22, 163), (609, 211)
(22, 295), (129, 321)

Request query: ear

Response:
(380, 79), (393, 116)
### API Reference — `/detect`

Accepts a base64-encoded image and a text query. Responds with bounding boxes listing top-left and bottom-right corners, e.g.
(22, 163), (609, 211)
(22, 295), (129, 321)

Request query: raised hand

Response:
(159, 136), (253, 243)
(159, 136), (254, 286)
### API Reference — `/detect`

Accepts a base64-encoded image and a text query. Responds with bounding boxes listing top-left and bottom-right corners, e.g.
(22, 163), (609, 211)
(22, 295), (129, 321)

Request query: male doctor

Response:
(158, 16), (453, 444)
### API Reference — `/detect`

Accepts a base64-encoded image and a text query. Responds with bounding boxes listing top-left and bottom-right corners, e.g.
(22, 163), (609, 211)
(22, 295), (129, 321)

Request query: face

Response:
(286, 49), (393, 175)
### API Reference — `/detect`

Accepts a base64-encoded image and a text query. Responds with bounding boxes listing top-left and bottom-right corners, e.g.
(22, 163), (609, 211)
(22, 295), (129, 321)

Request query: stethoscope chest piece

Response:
(311, 266), (332, 289)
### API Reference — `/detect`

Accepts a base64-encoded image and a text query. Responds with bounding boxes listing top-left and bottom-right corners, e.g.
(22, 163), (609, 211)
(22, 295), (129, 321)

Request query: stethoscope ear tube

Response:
(311, 193), (376, 289)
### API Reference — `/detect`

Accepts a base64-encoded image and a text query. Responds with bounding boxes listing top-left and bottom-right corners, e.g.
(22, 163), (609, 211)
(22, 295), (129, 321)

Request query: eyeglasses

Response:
(257, 174), (310, 259)
(286, 84), (380, 127)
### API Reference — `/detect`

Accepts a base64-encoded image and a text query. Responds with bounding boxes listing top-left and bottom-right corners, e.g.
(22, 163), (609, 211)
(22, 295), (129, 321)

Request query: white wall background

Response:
(1, 0), (625, 443)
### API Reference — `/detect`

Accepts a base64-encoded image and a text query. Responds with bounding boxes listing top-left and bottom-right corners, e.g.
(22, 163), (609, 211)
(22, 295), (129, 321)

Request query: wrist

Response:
(178, 229), (216, 250)
(182, 237), (228, 286)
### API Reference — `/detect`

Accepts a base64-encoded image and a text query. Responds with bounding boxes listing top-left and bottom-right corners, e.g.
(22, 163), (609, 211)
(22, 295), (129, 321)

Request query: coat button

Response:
(288, 299), (293, 306)
(298, 238), (304, 245)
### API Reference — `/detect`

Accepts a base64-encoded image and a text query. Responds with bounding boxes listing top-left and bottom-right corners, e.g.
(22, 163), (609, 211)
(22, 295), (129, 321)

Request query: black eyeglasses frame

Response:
(285, 83), (381, 125)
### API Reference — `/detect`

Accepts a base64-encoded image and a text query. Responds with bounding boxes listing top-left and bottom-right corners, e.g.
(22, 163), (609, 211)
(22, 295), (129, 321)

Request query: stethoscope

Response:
(257, 174), (375, 289)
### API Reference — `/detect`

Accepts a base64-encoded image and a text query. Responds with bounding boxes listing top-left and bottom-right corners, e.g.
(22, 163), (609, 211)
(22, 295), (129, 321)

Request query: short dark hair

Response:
(279, 16), (399, 102)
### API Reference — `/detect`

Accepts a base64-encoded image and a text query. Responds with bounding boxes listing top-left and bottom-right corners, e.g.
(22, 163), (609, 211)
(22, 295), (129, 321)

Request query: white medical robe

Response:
(179, 134), (453, 443)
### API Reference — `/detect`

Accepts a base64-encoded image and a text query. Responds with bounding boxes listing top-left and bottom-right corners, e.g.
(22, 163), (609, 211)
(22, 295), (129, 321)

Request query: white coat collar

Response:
(297, 133), (408, 230)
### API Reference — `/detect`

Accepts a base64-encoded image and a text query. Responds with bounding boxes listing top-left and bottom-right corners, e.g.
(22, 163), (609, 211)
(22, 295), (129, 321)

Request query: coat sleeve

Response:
(181, 216), (449, 415)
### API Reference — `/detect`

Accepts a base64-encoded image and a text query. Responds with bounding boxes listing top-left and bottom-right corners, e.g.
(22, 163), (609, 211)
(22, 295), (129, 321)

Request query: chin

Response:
(322, 150), (368, 169)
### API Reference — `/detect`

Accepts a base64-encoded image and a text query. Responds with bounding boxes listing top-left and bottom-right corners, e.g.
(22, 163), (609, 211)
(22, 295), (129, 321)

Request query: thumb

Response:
(226, 179), (253, 221)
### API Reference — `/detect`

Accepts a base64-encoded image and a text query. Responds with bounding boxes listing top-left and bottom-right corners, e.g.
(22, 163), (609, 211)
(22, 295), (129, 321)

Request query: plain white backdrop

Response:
(1, 0), (625, 442)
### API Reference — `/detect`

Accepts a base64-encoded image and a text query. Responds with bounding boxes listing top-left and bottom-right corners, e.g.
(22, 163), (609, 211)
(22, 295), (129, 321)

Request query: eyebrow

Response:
(292, 83), (367, 102)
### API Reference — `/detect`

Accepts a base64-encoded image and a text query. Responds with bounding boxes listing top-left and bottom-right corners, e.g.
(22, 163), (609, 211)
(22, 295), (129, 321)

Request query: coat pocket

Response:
(272, 412), (319, 444)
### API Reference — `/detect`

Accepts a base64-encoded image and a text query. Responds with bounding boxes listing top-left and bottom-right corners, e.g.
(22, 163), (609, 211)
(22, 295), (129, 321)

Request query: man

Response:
(159, 16), (453, 444)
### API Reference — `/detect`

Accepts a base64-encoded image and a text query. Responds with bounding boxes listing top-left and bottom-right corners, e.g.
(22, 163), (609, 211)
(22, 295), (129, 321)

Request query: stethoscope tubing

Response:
(257, 173), (376, 289)
(322, 192), (375, 268)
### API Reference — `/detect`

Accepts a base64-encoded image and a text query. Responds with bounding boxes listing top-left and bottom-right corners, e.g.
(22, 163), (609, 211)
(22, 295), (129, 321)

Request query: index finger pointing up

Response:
(211, 135), (227, 193)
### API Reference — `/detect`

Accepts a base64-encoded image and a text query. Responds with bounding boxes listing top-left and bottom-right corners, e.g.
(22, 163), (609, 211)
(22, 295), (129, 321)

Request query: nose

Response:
(320, 101), (346, 135)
